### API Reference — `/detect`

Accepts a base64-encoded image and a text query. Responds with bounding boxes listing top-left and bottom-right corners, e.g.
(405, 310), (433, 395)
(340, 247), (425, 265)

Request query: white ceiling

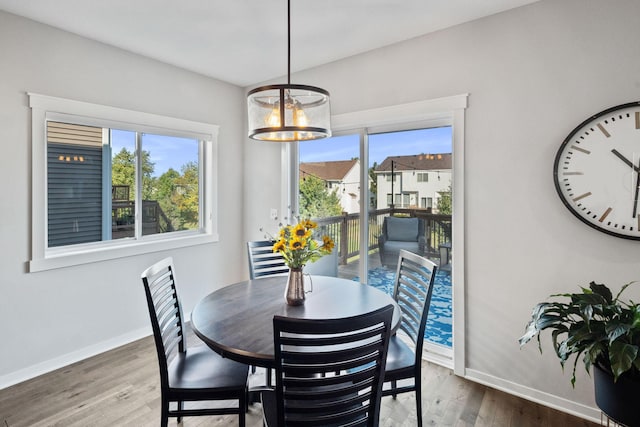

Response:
(0, 0), (539, 87)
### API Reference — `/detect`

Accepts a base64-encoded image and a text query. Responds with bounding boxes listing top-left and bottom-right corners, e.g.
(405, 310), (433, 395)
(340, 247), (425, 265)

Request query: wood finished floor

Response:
(0, 330), (599, 427)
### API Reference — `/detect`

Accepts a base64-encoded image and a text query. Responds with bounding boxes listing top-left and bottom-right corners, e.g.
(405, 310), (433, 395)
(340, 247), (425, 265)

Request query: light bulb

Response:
(265, 104), (281, 127)
(294, 106), (308, 127)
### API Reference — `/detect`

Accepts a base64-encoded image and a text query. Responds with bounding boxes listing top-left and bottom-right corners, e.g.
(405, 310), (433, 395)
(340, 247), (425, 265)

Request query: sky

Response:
(110, 126), (453, 176)
(111, 130), (198, 177)
(300, 126), (452, 167)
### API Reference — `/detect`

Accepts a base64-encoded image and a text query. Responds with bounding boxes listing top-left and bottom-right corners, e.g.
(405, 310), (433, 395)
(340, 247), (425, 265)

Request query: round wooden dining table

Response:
(191, 275), (400, 369)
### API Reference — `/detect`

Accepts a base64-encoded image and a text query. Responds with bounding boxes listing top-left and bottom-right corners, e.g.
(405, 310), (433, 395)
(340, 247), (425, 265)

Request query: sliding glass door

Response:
(298, 133), (363, 277)
(296, 126), (453, 362)
(368, 127), (453, 361)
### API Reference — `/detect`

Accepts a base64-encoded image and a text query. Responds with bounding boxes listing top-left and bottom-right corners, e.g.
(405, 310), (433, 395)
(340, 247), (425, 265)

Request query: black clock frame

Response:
(553, 101), (640, 240)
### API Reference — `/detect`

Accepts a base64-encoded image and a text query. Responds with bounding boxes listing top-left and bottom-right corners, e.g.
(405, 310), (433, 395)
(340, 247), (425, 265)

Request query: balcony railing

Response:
(112, 200), (174, 238)
(314, 208), (451, 265)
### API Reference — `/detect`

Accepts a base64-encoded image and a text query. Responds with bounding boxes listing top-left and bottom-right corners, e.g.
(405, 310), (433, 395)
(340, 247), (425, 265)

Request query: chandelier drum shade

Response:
(247, 84), (330, 141)
(247, 0), (331, 142)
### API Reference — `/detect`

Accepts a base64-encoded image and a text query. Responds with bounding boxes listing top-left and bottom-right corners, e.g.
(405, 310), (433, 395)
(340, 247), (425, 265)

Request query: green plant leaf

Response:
(589, 281), (613, 303)
(520, 281), (640, 386)
(609, 340), (638, 381)
(606, 321), (630, 343)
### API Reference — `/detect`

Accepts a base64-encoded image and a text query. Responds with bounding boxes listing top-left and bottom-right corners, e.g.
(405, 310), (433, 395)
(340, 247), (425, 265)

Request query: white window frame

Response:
(29, 93), (219, 272)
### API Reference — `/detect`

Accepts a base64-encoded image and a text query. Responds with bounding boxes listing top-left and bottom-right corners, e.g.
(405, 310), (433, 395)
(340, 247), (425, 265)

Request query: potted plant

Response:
(519, 281), (640, 426)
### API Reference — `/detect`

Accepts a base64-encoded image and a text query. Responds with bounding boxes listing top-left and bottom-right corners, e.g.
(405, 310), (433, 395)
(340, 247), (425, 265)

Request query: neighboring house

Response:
(300, 159), (364, 214)
(375, 153), (452, 212)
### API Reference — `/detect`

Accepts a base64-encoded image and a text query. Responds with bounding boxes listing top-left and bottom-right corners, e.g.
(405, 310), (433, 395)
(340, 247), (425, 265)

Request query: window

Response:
(30, 93), (218, 271)
(417, 172), (429, 182)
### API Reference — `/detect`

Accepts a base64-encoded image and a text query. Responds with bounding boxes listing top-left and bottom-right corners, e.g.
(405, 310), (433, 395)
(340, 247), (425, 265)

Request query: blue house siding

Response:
(47, 143), (103, 247)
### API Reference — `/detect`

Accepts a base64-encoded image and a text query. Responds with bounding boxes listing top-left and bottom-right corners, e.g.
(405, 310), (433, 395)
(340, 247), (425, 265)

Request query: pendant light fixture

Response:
(247, 0), (331, 142)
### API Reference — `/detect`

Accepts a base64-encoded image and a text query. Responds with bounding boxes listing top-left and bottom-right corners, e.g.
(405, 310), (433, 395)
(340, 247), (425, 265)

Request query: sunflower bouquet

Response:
(272, 219), (335, 269)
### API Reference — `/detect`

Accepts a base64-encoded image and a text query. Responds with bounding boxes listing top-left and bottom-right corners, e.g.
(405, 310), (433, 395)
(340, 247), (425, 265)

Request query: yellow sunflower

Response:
(289, 236), (306, 251)
(292, 223), (312, 239)
(269, 218), (334, 269)
(321, 235), (335, 253)
(272, 239), (286, 253)
(301, 219), (317, 230)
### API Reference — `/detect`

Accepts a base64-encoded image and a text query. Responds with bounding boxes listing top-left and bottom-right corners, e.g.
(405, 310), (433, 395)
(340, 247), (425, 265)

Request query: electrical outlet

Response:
(270, 208), (278, 220)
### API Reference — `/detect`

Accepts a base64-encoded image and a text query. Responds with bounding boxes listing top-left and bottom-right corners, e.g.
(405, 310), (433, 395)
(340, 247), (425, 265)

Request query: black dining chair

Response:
(382, 249), (438, 427)
(246, 240), (289, 383)
(261, 304), (395, 427)
(141, 257), (249, 427)
(247, 240), (289, 279)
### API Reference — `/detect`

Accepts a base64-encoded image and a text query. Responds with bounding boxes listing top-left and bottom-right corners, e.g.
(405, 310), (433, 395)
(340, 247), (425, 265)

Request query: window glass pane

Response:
(111, 129), (136, 239)
(141, 134), (199, 235)
(47, 121), (104, 247)
(299, 134), (360, 277)
(369, 126), (453, 350)
(47, 122), (202, 249)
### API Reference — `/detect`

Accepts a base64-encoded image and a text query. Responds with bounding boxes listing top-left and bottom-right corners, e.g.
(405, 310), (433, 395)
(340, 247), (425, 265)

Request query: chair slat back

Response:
(141, 257), (186, 388)
(272, 305), (394, 427)
(393, 249), (437, 351)
(247, 240), (289, 279)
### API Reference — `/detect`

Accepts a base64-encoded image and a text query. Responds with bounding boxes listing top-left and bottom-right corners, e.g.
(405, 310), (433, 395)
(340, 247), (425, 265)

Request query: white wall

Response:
(0, 11), (246, 386)
(243, 0), (640, 421)
(3, 0), (640, 421)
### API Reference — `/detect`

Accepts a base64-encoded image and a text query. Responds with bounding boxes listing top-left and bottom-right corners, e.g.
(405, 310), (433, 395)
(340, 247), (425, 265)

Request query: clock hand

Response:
(611, 149), (640, 173)
(634, 158), (640, 219)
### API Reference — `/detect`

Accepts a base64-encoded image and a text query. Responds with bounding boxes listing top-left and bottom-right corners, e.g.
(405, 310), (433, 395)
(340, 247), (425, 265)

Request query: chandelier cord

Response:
(287, 0), (291, 85)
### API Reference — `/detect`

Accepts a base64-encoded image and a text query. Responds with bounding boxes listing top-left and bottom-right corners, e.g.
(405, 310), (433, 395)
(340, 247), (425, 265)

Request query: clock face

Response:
(554, 102), (640, 240)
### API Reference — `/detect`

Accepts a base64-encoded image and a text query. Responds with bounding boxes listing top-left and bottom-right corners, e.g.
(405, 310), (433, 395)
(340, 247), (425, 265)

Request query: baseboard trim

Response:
(463, 368), (601, 423)
(0, 326), (150, 390)
(423, 342), (454, 369)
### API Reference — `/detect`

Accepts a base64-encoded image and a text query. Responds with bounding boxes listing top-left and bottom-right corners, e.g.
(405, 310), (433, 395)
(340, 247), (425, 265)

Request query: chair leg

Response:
(239, 391), (246, 427)
(391, 380), (398, 399)
(177, 400), (183, 424)
(160, 396), (169, 427)
(415, 377), (423, 427)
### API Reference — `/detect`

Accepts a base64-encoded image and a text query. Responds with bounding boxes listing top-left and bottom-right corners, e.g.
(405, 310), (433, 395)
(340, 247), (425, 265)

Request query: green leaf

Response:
(609, 340), (638, 381)
(606, 321), (630, 343)
(589, 281), (613, 303)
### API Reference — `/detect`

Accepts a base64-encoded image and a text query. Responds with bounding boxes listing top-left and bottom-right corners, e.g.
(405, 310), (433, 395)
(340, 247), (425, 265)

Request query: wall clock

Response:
(553, 101), (640, 240)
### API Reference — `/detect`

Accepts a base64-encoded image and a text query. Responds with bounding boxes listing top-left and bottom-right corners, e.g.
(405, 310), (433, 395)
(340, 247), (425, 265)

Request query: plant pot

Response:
(594, 362), (640, 427)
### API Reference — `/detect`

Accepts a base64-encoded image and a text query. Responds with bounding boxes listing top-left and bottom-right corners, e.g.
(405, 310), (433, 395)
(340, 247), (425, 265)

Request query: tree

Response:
(436, 184), (452, 214)
(111, 148), (136, 199)
(111, 147), (155, 199)
(156, 168), (180, 228)
(368, 162), (378, 208)
(174, 162), (199, 229)
(299, 175), (343, 219)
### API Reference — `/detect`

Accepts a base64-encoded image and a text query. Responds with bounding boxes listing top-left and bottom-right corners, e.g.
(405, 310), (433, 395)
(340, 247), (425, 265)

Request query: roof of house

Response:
(300, 159), (359, 182)
(375, 153), (452, 172)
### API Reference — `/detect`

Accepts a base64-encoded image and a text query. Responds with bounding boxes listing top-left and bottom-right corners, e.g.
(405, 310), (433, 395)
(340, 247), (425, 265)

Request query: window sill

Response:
(29, 232), (218, 272)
